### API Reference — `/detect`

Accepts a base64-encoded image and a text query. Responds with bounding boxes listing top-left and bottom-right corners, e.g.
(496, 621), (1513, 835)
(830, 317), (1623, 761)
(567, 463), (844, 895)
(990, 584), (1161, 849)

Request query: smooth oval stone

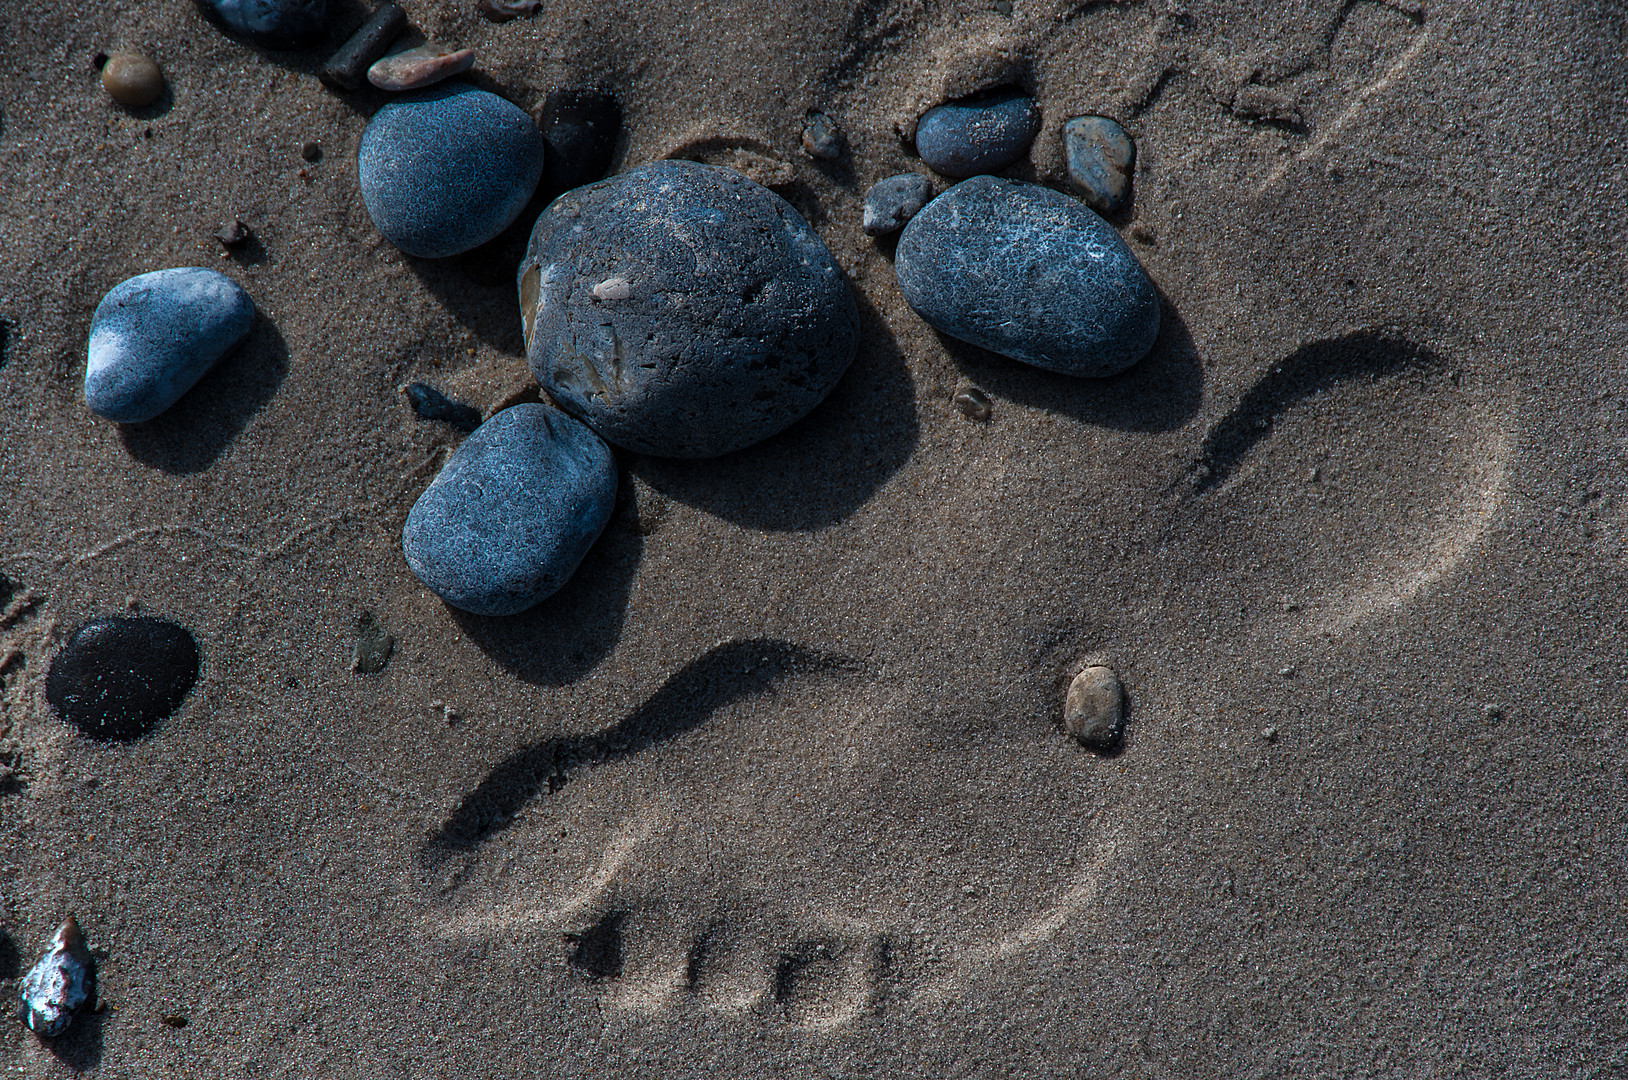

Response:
(85, 268), (255, 423)
(914, 89), (1040, 178)
(402, 403), (617, 616)
(894, 176), (1160, 378)
(367, 43), (475, 92)
(357, 83), (545, 259)
(519, 160), (858, 458)
(538, 88), (621, 194)
(198, 0), (327, 48)
(45, 616), (200, 741)
(1063, 115), (1134, 216)
(101, 52), (164, 108)
(862, 172), (933, 236)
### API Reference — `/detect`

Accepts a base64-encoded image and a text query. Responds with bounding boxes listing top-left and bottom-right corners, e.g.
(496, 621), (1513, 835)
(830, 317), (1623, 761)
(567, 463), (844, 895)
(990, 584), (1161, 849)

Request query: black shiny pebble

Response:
(45, 616), (199, 741)
(404, 382), (482, 433)
(538, 88), (621, 194)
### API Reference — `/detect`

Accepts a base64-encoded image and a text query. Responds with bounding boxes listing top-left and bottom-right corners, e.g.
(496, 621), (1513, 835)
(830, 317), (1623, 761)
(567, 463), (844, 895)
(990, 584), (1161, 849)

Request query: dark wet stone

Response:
(301, 140), (322, 162)
(1063, 115), (1134, 216)
(319, 2), (406, 91)
(519, 160), (857, 458)
(914, 88), (1039, 178)
(45, 616), (199, 741)
(358, 83), (545, 258)
(198, 0), (328, 48)
(894, 176), (1160, 378)
(537, 88), (620, 193)
(404, 381), (481, 432)
(20, 919), (95, 1038)
(402, 403), (617, 615)
(215, 218), (251, 248)
(862, 172), (933, 236)
(85, 268), (255, 423)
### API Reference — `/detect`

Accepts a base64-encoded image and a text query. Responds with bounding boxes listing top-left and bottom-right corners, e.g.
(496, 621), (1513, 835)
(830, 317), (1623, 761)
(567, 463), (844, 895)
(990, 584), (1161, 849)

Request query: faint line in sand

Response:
(1254, 24), (1440, 196)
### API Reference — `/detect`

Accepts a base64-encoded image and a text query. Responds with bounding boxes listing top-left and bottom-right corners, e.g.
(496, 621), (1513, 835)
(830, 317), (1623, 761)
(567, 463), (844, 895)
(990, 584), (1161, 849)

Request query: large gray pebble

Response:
(894, 176), (1160, 378)
(402, 404), (617, 616)
(519, 160), (857, 458)
(85, 268), (255, 423)
(358, 83), (545, 259)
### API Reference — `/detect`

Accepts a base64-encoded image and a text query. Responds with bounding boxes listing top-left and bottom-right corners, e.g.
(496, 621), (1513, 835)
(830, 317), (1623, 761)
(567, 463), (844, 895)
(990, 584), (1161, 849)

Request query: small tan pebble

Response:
(1259, 726), (1278, 742)
(368, 43), (476, 92)
(1064, 664), (1125, 751)
(1278, 666), (1295, 678)
(301, 141), (322, 162)
(953, 385), (992, 421)
(101, 51), (164, 108)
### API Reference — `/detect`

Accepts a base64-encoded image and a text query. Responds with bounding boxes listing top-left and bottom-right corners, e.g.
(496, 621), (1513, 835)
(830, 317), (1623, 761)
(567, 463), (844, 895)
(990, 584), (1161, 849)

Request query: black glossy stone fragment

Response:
(45, 616), (199, 741)
(404, 382), (481, 432)
(537, 88), (621, 194)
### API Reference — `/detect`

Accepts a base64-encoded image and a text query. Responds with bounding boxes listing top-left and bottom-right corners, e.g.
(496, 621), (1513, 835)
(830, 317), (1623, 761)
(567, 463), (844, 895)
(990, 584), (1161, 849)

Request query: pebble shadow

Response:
(942, 285), (1201, 433)
(44, 1010), (103, 1071)
(118, 317), (290, 474)
(446, 468), (644, 687)
(188, 0), (368, 74)
(633, 292), (919, 531)
(0, 927), (17, 980)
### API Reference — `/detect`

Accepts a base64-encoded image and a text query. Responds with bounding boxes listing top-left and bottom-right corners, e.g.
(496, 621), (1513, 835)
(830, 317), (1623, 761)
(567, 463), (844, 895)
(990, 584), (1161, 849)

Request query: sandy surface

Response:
(3, 0), (1628, 1074)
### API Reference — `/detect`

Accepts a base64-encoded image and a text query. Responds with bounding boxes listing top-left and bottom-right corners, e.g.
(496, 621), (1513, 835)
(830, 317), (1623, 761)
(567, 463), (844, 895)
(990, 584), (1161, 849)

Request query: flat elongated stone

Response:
(85, 268), (255, 423)
(519, 160), (858, 458)
(319, 2), (406, 90)
(368, 43), (475, 92)
(894, 176), (1160, 378)
(402, 404), (617, 616)
(915, 89), (1039, 178)
(358, 83), (545, 258)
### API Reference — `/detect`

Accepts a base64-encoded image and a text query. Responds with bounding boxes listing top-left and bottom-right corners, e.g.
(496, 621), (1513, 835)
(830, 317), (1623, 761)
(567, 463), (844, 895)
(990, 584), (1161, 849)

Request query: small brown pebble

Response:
(1064, 664), (1125, 751)
(801, 111), (844, 160)
(160, 1014), (188, 1028)
(953, 386), (992, 422)
(101, 52), (164, 109)
(215, 219), (250, 248)
(301, 141), (322, 162)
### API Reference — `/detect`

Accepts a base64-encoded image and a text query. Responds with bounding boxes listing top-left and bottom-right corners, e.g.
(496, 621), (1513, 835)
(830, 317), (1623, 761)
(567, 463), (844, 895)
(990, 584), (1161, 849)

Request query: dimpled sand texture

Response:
(519, 160), (858, 458)
(84, 267), (255, 423)
(894, 176), (1160, 378)
(401, 403), (618, 616)
(357, 83), (546, 259)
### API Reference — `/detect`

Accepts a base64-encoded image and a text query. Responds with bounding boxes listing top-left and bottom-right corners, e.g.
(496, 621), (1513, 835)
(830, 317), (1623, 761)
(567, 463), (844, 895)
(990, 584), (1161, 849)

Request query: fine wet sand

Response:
(4, 0), (1628, 1074)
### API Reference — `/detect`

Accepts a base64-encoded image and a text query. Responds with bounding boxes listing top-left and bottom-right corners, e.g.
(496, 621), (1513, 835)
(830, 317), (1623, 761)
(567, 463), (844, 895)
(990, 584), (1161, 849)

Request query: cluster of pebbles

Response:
(38, 0), (1161, 1037)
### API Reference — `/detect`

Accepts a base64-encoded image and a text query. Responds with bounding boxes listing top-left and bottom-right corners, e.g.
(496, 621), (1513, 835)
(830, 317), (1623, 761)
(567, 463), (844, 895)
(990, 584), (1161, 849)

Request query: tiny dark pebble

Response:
(404, 381), (482, 433)
(215, 218), (251, 248)
(538, 88), (621, 194)
(301, 140), (322, 162)
(862, 172), (933, 236)
(45, 616), (198, 741)
(351, 611), (394, 674)
(801, 111), (844, 160)
(953, 386), (992, 421)
(319, 1), (406, 90)
(92, 51), (110, 70)
(993, 0), (1012, 13)
(161, 1015), (189, 1029)
(101, 52), (164, 108)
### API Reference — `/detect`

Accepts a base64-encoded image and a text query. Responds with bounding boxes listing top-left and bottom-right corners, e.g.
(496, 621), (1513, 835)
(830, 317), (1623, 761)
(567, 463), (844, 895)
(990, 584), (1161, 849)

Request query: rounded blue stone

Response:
(914, 89), (1040, 178)
(402, 403), (618, 616)
(358, 84), (546, 259)
(894, 176), (1161, 378)
(199, 0), (327, 48)
(518, 160), (858, 459)
(85, 268), (256, 423)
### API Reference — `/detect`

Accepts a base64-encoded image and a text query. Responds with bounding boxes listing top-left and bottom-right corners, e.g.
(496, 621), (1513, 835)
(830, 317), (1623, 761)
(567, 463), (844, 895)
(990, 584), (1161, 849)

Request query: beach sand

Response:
(3, 0), (1627, 1073)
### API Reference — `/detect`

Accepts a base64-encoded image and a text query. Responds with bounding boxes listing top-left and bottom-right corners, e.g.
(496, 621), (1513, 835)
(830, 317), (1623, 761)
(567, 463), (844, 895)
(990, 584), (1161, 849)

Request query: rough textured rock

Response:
(894, 176), (1160, 378)
(1063, 115), (1135, 216)
(519, 159), (858, 458)
(862, 172), (933, 235)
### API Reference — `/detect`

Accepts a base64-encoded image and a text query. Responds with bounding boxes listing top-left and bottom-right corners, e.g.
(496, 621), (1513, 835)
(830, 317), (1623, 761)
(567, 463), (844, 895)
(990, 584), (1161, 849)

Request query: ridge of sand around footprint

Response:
(3, 0), (1628, 1075)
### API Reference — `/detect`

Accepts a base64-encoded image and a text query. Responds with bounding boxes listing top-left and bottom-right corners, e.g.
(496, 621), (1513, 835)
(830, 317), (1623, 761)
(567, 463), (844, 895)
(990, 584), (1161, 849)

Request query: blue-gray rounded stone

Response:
(85, 268), (256, 423)
(402, 403), (617, 616)
(862, 172), (934, 236)
(894, 176), (1160, 378)
(915, 89), (1040, 178)
(199, 0), (327, 48)
(519, 160), (858, 458)
(358, 84), (545, 259)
